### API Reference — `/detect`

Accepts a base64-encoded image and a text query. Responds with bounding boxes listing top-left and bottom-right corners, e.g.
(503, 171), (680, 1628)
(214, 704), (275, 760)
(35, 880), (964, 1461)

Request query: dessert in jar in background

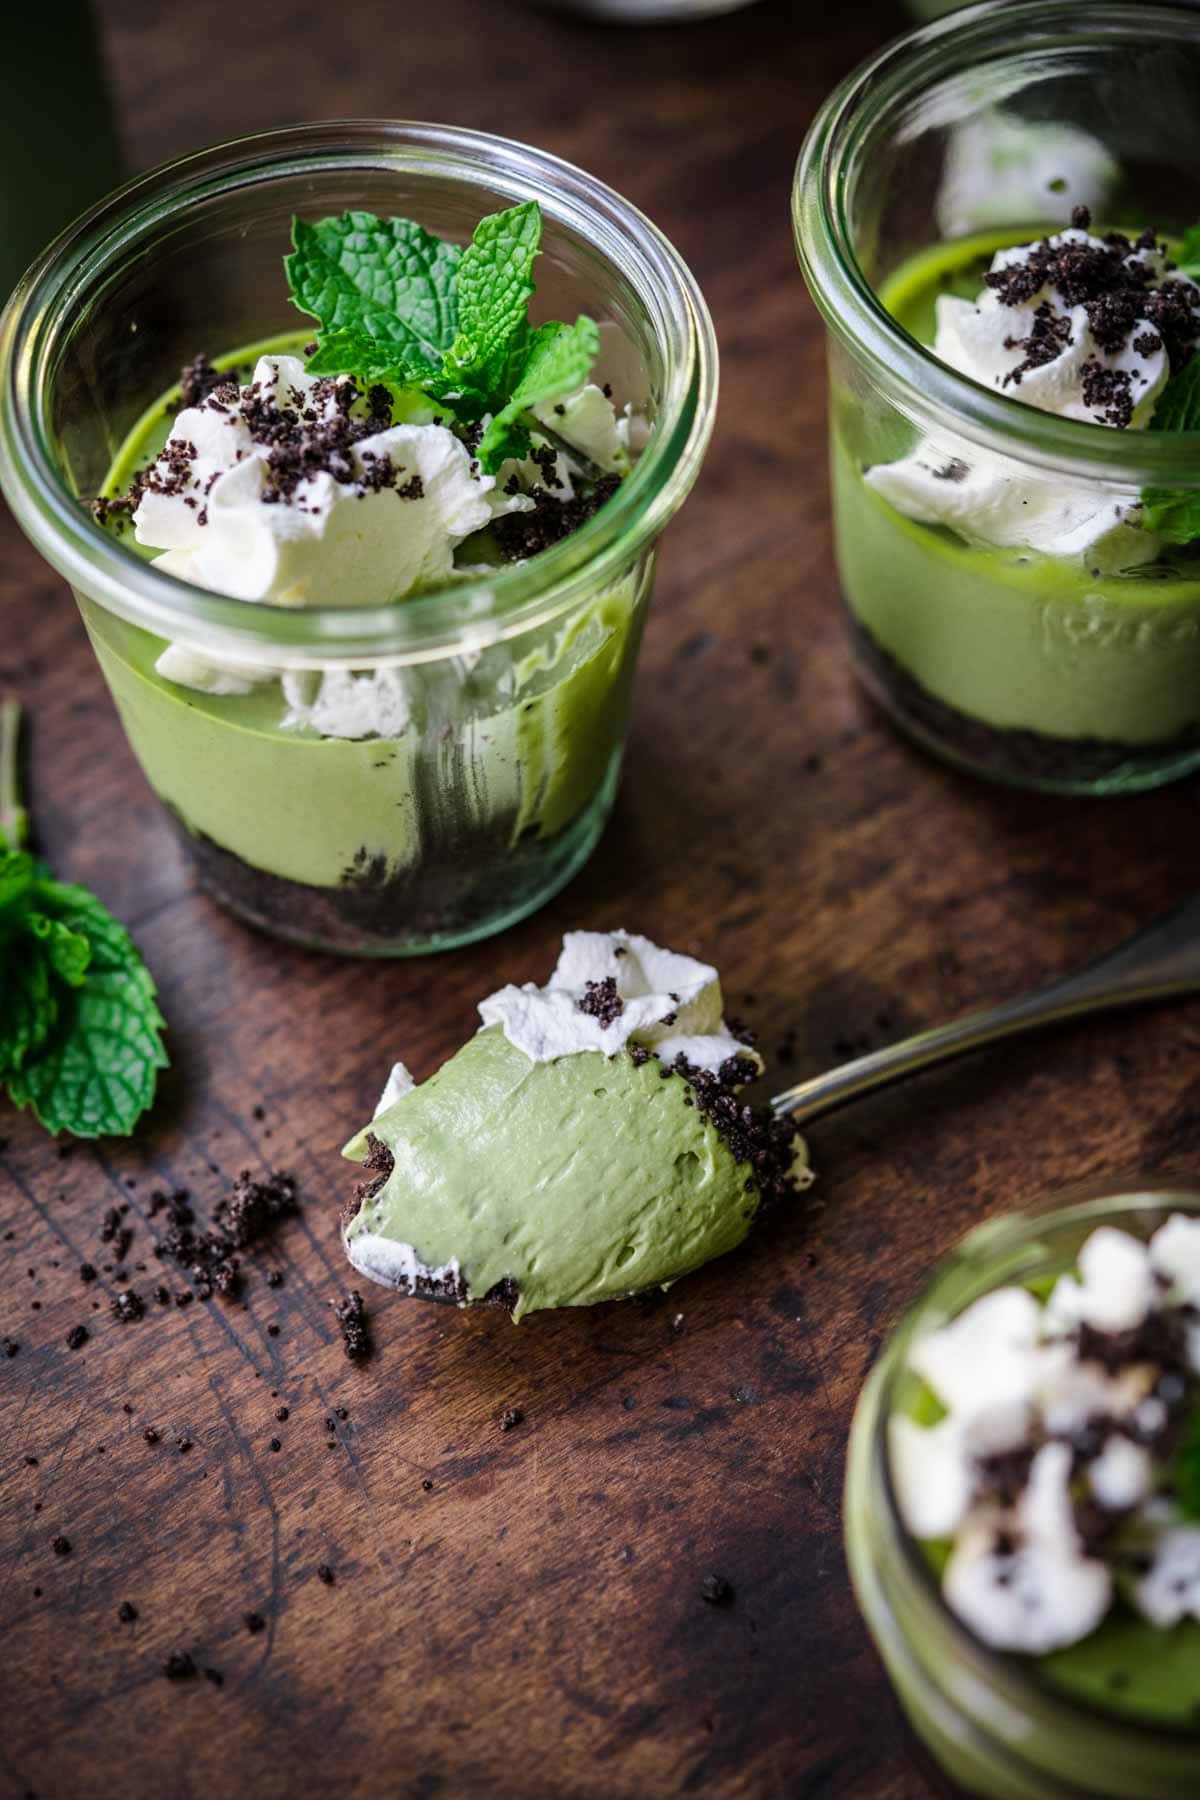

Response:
(846, 1182), (1200, 1799)
(794, 0), (1200, 795)
(0, 123), (717, 957)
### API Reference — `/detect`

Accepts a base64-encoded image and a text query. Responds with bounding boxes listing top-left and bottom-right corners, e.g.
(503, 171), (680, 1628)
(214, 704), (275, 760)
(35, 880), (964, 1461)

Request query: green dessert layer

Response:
(342, 1026), (761, 1321)
(834, 233), (1200, 746)
(88, 338), (641, 889)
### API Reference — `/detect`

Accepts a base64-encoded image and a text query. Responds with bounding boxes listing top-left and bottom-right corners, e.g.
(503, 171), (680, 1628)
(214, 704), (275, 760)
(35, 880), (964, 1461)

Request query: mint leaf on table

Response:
(0, 701), (167, 1138)
(286, 212), (463, 379)
(1141, 357), (1200, 546)
(476, 316), (602, 472)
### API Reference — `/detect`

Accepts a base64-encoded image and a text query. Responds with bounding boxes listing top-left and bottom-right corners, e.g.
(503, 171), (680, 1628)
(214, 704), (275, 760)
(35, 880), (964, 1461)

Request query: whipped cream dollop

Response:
(477, 930), (759, 1075)
(869, 215), (1200, 565)
(891, 1214), (1200, 1654)
(137, 356), (518, 608)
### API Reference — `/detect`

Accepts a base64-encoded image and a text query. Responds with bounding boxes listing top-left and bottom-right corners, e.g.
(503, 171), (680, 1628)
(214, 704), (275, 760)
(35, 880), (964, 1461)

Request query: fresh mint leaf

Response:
(25, 912), (91, 987)
(0, 848), (36, 923)
(8, 881), (166, 1138)
(0, 704), (167, 1138)
(8, 957), (165, 1138)
(445, 202), (542, 405)
(1141, 358), (1200, 546)
(0, 949), (56, 1079)
(286, 212), (462, 375)
(476, 316), (601, 473)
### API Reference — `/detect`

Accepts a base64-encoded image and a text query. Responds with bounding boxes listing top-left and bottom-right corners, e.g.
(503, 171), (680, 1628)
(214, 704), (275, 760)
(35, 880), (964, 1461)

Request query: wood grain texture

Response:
(4, 2), (1200, 1796)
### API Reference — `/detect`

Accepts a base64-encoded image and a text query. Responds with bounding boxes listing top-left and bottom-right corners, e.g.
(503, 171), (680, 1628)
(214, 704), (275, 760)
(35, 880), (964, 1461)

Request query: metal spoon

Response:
(772, 895), (1200, 1127)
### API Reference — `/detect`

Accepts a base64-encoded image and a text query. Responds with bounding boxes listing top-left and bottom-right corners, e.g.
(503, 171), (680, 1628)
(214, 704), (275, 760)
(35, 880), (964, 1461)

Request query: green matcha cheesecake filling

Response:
(891, 1214), (1200, 1726)
(341, 931), (812, 1319)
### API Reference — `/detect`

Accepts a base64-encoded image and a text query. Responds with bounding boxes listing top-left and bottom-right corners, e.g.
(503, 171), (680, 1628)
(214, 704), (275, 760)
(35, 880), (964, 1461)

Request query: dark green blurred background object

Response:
(2, 3), (122, 304)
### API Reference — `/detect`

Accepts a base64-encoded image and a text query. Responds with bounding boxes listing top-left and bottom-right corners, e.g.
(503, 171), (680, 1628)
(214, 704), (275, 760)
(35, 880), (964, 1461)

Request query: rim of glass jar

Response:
(866, 1179), (1200, 1752)
(0, 121), (717, 670)
(794, 0), (1200, 489)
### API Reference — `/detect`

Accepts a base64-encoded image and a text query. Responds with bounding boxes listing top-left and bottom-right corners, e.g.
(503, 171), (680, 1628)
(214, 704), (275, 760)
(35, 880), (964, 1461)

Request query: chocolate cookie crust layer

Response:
(850, 618), (1200, 791)
(170, 802), (600, 955)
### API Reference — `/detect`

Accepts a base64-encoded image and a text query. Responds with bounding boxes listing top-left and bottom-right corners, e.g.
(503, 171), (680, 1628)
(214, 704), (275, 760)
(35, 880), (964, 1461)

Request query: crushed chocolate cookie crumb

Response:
(985, 218), (1199, 389)
(111, 1290), (145, 1324)
(117, 1601), (138, 1623)
(164, 1651), (196, 1682)
(157, 1171), (297, 1298)
(142, 1427), (160, 1445)
(203, 1667), (224, 1688)
(65, 1325), (88, 1351)
(1080, 357), (1135, 427)
(577, 975), (624, 1027)
(1001, 300), (1074, 388)
(2, 1337), (18, 1358)
(244, 1611), (265, 1635)
(333, 1290), (371, 1363)
(316, 1563), (335, 1586)
(79, 1263), (97, 1284)
(348, 1134), (394, 1219)
(177, 352), (226, 413)
(660, 1052), (805, 1215)
(700, 1574), (734, 1606)
(499, 1406), (525, 1432)
(51, 1536), (71, 1557)
(492, 473), (621, 562)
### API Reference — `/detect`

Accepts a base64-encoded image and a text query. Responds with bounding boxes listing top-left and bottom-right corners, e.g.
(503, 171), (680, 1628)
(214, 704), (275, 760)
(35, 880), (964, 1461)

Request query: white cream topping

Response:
(532, 383), (629, 473)
(477, 930), (759, 1074)
(138, 356), (515, 607)
(344, 1229), (463, 1299)
(374, 1062), (415, 1119)
(1043, 1225), (1158, 1336)
(891, 1214), (1200, 1653)
(1134, 1524), (1200, 1627)
(867, 230), (1200, 564)
(943, 1444), (1113, 1655)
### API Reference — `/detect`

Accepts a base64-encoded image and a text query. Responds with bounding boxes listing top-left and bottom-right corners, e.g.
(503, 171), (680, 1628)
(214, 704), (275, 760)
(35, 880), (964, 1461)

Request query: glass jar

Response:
(846, 1182), (1200, 1799)
(0, 122), (716, 955)
(794, 1), (1200, 795)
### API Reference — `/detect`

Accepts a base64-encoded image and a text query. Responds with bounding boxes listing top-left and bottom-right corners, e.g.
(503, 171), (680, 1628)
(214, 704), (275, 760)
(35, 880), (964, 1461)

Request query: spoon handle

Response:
(770, 894), (1200, 1127)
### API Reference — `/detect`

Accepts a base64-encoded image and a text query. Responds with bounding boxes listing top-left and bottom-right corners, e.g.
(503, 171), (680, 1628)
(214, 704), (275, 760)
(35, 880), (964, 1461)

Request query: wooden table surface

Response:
(5, 3), (1200, 1796)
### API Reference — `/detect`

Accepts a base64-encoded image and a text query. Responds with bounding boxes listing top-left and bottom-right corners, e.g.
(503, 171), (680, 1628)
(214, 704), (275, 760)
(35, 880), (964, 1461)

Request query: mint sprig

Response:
(1141, 358), (1200, 546)
(477, 316), (602, 470)
(0, 702), (167, 1138)
(286, 202), (599, 473)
